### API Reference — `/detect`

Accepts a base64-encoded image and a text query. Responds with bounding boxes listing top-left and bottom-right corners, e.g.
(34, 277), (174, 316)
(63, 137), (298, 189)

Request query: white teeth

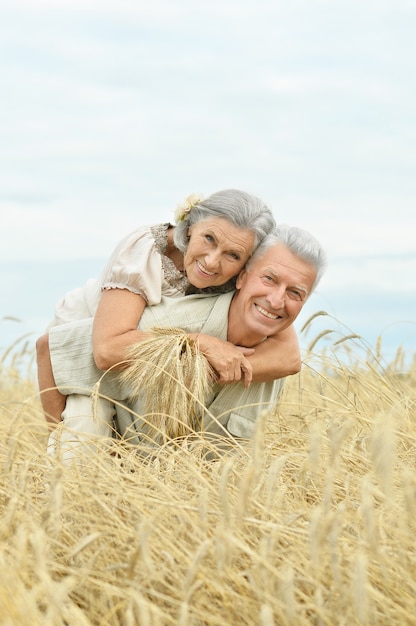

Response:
(256, 304), (278, 319)
(197, 260), (215, 276)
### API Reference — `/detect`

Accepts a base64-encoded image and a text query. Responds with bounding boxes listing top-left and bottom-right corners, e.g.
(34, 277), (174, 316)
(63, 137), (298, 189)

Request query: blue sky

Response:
(1, 0), (415, 363)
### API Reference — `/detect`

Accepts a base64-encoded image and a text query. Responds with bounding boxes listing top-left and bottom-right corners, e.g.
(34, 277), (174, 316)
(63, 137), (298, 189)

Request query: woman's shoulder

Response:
(100, 222), (188, 300)
(117, 222), (169, 248)
(105, 223), (170, 262)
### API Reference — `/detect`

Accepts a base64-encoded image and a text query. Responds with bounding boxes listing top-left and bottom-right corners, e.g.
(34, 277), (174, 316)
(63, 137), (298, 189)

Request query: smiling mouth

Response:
(196, 260), (216, 276)
(255, 304), (281, 320)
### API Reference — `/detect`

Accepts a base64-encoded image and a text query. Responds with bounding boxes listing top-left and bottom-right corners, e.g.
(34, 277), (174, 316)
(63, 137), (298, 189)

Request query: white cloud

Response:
(0, 0), (414, 271)
(322, 255), (416, 292)
(0, 0), (414, 363)
(1, 0), (179, 17)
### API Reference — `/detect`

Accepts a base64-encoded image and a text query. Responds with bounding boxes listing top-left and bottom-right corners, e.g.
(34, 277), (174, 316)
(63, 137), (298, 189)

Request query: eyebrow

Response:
(293, 285), (309, 296)
(263, 267), (309, 296)
(205, 229), (248, 253)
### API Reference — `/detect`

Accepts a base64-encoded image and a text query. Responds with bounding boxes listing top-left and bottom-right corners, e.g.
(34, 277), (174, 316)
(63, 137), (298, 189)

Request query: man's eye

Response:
(288, 290), (303, 301)
(229, 252), (240, 260)
(205, 234), (214, 242)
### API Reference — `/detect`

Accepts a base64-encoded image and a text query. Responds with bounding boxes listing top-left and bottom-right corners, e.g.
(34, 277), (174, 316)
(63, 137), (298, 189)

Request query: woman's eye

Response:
(229, 252), (240, 260)
(205, 234), (214, 243)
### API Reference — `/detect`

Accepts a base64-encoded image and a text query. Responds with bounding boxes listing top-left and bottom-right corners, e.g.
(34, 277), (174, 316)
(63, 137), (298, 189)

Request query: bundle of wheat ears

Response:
(119, 328), (215, 444)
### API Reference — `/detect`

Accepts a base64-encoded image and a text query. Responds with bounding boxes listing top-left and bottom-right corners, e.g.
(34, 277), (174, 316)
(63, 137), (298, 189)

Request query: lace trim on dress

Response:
(102, 282), (148, 300)
(150, 223), (190, 294)
(185, 276), (238, 296)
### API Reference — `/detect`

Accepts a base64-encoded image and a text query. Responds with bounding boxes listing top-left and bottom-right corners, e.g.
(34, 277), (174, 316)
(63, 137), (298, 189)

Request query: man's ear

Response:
(236, 268), (247, 289)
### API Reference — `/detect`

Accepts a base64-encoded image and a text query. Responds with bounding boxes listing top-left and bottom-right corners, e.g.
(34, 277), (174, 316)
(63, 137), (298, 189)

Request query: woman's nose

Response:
(204, 249), (221, 268)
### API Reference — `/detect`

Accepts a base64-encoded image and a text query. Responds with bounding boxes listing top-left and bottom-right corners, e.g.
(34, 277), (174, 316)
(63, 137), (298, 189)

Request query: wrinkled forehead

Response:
(251, 243), (316, 288)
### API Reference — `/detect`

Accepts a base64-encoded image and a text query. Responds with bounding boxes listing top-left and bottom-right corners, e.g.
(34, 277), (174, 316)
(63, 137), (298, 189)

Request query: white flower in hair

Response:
(174, 193), (205, 222)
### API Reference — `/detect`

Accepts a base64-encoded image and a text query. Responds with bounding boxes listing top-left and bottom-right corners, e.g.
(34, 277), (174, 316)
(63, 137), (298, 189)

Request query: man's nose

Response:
(266, 286), (286, 308)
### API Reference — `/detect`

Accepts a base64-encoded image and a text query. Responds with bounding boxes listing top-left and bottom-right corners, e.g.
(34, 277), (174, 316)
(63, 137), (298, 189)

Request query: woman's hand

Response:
(191, 334), (254, 387)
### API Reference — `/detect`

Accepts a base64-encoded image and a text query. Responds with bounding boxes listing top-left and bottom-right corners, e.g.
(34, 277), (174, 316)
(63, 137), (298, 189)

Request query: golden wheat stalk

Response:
(119, 328), (215, 444)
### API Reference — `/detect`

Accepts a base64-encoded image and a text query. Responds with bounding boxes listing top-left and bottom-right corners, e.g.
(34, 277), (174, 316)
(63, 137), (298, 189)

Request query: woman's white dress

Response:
(49, 223), (189, 328)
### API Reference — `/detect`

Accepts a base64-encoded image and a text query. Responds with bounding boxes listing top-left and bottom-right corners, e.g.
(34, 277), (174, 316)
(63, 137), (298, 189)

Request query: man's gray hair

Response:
(173, 189), (276, 253)
(247, 224), (327, 291)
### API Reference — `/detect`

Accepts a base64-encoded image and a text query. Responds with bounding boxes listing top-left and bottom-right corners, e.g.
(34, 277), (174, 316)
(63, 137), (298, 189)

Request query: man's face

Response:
(231, 243), (317, 344)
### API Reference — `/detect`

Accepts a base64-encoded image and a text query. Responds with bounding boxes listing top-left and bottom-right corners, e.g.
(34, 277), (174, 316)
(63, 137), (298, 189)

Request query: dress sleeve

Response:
(99, 226), (164, 306)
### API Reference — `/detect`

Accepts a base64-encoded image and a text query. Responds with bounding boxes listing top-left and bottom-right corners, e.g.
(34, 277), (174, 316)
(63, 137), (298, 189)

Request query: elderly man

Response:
(47, 224), (326, 458)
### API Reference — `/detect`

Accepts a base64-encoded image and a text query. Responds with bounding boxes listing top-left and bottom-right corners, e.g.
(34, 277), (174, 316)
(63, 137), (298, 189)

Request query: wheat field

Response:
(1, 316), (415, 626)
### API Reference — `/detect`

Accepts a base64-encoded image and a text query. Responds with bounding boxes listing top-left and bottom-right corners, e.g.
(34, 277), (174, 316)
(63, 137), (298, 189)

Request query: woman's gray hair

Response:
(247, 224), (327, 292)
(173, 189), (276, 253)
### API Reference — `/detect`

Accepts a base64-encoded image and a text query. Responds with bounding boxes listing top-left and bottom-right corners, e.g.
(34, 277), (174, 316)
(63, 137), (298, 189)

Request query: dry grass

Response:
(119, 328), (214, 444)
(1, 319), (416, 625)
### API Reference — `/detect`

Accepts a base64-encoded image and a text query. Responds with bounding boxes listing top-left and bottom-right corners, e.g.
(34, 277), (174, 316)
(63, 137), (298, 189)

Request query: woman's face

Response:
(183, 217), (256, 289)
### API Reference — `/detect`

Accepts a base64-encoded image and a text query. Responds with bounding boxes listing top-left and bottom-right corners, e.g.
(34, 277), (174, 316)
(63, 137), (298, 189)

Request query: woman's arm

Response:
(189, 324), (300, 386)
(92, 288), (152, 371)
(189, 333), (255, 387)
(93, 289), (301, 383)
(246, 325), (301, 382)
(93, 289), (256, 386)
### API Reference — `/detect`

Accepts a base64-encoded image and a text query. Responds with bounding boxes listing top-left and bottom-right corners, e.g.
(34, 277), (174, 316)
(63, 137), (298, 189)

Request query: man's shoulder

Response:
(161, 290), (233, 309)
